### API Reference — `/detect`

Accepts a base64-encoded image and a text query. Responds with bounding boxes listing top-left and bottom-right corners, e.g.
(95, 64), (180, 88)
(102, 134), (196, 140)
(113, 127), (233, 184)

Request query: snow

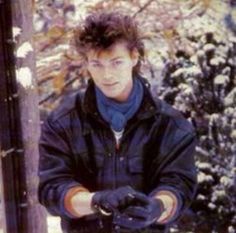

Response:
(228, 226), (235, 233)
(197, 194), (206, 201)
(33, 14), (46, 33)
(208, 202), (216, 210)
(37, 54), (62, 66)
(224, 87), (236, 106)
(220, 176), (233, 187)
(16, 42), (34, 58)
(178, 83), (193, 94)
(172, 66), (202, 80)
(211, 190), (226, 202)
(214, 74), (229, 85)
(180, 15), (220, 38)
(197, 172), (214, 183)
(231, 130), (236, 139)
(72, 0), (101, 23)
(197, 162), (212, 170)
(172, 68), (185, 77)
(186, 66), (202, 76)
(222, 66), (231, 75)
(203, 43), (216, 52)
(0, 216), (62, 233)
(12, 27), (22, 39)
(16, 67), (34, 89)
(228, 35), (236, 43)
(210, 57), (226, 66)
(47, 215), (62, 233)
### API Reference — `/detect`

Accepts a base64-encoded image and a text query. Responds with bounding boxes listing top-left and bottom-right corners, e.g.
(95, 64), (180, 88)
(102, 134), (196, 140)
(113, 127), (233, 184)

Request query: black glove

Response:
(91, 186), (138, 216)
(113, 195), (164, 230)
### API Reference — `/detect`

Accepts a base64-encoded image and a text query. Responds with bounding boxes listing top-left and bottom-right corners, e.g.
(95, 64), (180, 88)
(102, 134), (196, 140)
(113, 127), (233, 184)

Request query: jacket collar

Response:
(81, 75), (161, 124)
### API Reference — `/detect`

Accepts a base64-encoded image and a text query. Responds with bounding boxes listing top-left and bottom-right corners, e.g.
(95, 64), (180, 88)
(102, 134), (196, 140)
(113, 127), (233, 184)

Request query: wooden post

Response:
(0, 2), (25, 232)
(0, 0), (48, 232)
(10, 0), (48, 233)
(0, 157), (7, 233)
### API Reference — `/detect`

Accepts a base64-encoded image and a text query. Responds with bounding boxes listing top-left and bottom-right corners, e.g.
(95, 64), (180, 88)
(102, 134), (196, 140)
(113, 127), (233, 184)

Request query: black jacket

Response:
(38, 77), (197, 233)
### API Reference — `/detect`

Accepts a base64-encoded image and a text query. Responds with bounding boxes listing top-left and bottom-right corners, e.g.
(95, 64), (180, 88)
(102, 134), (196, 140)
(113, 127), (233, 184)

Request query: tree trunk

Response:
(11, 0), (48, 232)
(0, 159), (7, 233)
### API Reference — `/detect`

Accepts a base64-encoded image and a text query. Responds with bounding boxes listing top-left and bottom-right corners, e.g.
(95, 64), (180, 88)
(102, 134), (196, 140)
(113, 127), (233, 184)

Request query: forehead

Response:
(87, 42), (131, 61)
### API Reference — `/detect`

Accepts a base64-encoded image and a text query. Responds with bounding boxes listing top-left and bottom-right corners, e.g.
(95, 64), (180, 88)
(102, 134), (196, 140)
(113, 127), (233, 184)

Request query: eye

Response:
(90, 62), (102, 68)
(113, 60), (123, 66)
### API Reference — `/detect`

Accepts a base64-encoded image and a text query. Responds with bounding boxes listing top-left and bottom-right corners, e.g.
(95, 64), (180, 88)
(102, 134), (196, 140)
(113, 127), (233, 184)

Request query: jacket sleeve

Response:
(38, 116), (83, 218)
(148, 122), (198, 222)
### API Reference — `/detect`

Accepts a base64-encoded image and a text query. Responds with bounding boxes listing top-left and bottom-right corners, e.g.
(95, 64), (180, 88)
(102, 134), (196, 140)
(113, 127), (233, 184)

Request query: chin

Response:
(103, 90), (119, 98)
(107, 94), (119, 100)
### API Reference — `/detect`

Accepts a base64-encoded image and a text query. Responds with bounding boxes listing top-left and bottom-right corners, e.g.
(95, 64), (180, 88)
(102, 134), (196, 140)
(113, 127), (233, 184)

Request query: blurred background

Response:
(1, 0), (236, 233)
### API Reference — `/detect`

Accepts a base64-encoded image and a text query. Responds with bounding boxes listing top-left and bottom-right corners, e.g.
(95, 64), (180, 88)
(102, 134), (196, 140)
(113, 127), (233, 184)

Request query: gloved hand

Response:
(113, 195), (164, 230)
(91, 186), (139, 216)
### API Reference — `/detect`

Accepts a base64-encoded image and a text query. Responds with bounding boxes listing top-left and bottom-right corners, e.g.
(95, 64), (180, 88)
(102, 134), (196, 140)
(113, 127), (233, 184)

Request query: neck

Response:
(95, 77), (144, 131)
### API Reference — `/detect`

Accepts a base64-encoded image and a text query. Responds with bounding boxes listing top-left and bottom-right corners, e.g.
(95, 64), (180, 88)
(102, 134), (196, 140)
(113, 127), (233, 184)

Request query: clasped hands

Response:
(91, 186), (164, 230)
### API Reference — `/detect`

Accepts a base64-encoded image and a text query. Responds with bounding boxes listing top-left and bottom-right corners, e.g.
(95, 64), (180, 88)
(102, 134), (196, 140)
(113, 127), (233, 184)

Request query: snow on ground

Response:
(0, 216), (62, 233)
(47, 215), (62, 233)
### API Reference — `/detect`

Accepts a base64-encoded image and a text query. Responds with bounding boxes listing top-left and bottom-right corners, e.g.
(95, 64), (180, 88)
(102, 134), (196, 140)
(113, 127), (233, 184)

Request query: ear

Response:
(131, 49), (139, 67)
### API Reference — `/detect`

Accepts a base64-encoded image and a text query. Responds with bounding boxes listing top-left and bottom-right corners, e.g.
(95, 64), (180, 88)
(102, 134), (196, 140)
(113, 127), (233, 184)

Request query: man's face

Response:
(86, 42), (138, 102)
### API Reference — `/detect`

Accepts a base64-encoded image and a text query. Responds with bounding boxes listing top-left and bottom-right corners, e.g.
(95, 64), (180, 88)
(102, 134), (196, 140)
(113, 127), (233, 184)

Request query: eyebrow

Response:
(89, 60), (100, 63)
(89, 56), (124, 63)
(111, 56), (123, 61)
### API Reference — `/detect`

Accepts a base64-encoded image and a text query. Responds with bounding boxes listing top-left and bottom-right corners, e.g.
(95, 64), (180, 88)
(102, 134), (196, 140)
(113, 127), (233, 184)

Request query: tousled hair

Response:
(74, 11), (145, 76)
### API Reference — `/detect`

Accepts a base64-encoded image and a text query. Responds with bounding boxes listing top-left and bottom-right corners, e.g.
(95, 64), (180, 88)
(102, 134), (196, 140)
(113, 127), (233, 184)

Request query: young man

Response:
(38, 12), (197, 233)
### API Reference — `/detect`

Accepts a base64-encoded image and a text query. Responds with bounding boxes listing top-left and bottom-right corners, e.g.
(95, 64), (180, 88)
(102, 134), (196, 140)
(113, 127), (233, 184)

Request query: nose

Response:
(103, 66), (113, 81)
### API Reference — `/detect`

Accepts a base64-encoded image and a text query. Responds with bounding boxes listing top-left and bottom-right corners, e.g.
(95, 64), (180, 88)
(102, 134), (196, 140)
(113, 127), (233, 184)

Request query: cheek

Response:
(88, 67), (101, 77)
(87, 69), (99, 83)
(124, 62), (134, 72)
(119, 62), (132, 71)
(121, 65), (133, 76)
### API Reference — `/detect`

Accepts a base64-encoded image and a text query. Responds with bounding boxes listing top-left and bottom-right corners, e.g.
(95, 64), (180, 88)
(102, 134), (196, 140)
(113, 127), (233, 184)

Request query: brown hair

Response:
(74, 11), (145, 76)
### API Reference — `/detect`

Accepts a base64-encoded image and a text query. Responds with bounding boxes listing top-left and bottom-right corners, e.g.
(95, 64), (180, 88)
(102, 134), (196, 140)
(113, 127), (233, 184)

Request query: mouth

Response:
(103, 82), (118, 87)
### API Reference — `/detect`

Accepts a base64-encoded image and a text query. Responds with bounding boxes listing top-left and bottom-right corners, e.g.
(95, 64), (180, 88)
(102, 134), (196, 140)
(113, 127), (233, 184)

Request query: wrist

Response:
(64, 186), (92, 217)
(154, 190), (179, 224)
(91, 190), (113, 216)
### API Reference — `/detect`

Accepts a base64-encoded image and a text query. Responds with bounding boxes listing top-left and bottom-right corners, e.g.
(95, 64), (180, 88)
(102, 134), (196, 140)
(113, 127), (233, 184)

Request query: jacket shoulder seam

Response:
(156, 99), (195, 134)
(48, 92), (82, 123)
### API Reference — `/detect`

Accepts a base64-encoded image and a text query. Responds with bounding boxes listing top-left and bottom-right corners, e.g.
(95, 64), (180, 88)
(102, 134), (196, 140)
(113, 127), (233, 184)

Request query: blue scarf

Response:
(95, 78), (144, 131)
